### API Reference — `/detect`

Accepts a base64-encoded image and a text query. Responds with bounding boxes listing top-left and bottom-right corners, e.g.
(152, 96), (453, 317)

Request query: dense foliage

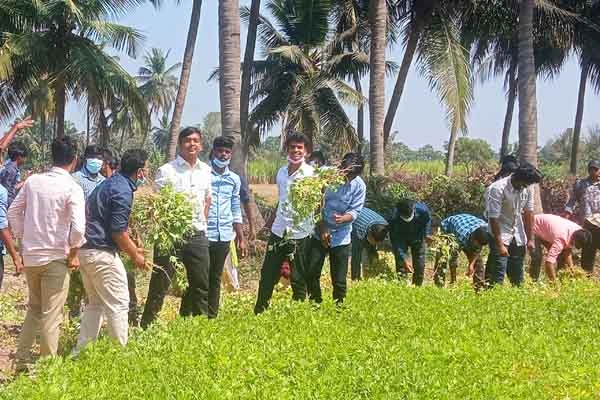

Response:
(4, 280), (600, 399)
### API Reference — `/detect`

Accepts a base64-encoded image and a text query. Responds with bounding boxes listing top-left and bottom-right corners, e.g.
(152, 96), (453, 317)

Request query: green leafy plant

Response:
(428, 233), (461, 279)
(129, 185), (194, 292)
(288, 167), (345, 225)
(365, 176), (417, 220)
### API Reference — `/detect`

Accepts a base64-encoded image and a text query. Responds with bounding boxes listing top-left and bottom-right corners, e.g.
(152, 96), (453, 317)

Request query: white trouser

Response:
(76, 249), (129, 350)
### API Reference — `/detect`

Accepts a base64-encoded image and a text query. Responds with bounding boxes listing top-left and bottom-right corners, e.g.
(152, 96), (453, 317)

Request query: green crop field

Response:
(3, 279), (600, 399)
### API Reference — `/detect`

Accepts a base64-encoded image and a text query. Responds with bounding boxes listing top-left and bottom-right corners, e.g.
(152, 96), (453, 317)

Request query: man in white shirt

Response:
(9, 137), (86, 364)
(254, 132), (315, 314)
(141, 127), (212, 328)
(485, 163), (542, 287)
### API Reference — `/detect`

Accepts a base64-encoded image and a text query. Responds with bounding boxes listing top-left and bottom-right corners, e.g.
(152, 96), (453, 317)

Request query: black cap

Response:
(588, 160), (600, 170)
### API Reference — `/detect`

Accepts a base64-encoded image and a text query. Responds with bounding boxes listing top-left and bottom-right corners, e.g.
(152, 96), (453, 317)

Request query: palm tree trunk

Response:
(368, 0), (387, 175)
(167, 0), (203, 161)
(239, 0), (261, 177)
(570, 60), (589, 175)
(353, 72), (364, 152)
(517, 0), (538, 167)
(41, 113), (47, 161)
(445, 127), (459, 176)
(86, 101), (90, 147)
(518, 0), (542, 213)
(119, 129), (127, 152)
(500, 63), (517, 160)
(219, 0), (242, 174)
(383, 21), (421, 147)
(55, 76), (66, 139)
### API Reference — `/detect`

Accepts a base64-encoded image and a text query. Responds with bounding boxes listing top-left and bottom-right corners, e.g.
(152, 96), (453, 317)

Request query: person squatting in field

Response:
(254, 132), (315, 314)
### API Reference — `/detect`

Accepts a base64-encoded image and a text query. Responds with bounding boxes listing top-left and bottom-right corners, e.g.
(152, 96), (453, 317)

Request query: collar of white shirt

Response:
(175, 155), (204, 170)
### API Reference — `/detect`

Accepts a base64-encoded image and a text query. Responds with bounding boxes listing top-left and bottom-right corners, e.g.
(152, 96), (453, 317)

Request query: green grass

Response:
(3, 279), (600, 399)
(248, 157), (283, 184)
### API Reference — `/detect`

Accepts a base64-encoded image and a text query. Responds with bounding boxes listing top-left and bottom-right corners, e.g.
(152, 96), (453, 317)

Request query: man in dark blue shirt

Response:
(75, 149), (149, 351)
(389, 199), (433, 286)
(0, 141), (28, 206)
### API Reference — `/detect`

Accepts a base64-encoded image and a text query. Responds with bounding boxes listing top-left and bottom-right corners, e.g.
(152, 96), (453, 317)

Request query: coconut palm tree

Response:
(241, 0), (364, 151)
(219, 0), (243, 173)
(152, 113), (171, 154)
(0, 0), (148, 139)
(569, 0), (600, 174)
(165, 0), (203, 160)
(137, 48), (181, 120)
(369, 0), (387, 175)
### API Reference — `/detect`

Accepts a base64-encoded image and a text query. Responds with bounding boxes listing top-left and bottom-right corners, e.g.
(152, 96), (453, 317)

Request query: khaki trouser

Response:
(76, 249), (129, 350)
(16, 260), (70, 361)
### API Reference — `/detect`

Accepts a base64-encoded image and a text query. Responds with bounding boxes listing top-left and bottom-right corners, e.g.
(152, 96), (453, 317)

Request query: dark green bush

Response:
(418, 175), (486, 219)
(4, 281), (600, 399)
(365, 176), (417, 220)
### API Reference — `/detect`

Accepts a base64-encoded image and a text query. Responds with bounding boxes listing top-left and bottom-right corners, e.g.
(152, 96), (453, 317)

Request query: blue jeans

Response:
(485, 235), (526, 287)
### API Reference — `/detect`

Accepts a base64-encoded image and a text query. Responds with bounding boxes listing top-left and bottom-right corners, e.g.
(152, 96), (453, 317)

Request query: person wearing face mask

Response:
(306, 152), (366, 304)
(206, 137), (247, 318)
(254, 132), (314, 314)
(389, 199), (433, 286)
(72, 145), (105, 200)
(74, 150), (149, 350)
(9, 137), (86, 368)
(485, 163), (542, 287)
(141, 127), (212, 328)
(68, 145), (106, 318)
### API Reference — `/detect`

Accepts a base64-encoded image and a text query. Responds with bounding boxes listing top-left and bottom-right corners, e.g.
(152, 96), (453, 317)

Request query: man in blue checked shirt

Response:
(389, 199), (433, 286)
(350, 207), (389, 281)
(207, 136), (247, 318)
(307, 153), (366, 304)
(434, 214), (489, 289)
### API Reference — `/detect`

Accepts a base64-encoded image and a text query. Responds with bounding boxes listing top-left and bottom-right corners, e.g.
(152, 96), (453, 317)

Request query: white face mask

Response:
(287, 155), (305, 165)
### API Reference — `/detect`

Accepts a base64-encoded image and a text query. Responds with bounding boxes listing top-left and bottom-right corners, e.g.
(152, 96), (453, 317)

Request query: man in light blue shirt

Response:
(207, 136), (246, 318)
(72, 145), (105, 200)
(307, 153), (366, 304)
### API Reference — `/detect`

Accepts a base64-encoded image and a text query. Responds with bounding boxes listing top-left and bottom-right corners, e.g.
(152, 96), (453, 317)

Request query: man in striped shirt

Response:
(435, 214), (488, 289)
(350, 207), (389, 280)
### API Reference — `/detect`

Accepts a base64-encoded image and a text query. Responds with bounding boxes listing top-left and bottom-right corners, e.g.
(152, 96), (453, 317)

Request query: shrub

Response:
(364, 176), (417, 220)
(418, 175), (486, 219)
(4, 281), (600, 399)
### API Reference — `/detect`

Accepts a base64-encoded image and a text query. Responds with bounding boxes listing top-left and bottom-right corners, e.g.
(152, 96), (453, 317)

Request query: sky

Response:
(58, 1), (600, 152)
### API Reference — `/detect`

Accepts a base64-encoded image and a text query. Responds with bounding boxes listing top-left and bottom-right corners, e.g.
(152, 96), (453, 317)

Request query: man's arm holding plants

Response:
(111, 192), (146, 270)
(232, 178), (247, 257)
(0, 116), (34, 152)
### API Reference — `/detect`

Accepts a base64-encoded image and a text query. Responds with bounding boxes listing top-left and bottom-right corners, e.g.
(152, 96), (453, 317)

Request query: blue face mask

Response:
(135, 176), (145, 188)
(86, 158), (103, 174)
(212, 158), (230, 169)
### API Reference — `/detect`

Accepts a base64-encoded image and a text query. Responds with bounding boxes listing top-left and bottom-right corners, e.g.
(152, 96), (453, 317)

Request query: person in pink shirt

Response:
(8, 136), (86, 368)
(530, 214), (591, 281)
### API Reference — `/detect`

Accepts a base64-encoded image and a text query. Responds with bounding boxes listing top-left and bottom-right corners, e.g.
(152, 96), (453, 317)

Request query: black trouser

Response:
(393, 239), (427, 286)
(0, 254), (4, 291)
(127, 270), (138, 325)
(141, 232), (210, 328)
(254, 234), (310, 314)
(582, 221), (600, 274)
(307, 238), (351, 304)
(350, 234), (378, 281)
(208, 241), (230, 318)
(433, 245), (485, 291)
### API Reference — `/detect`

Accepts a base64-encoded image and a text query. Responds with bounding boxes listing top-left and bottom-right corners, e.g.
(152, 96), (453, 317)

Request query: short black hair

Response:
(573, 229), (592, 250)
(285, 131), (310, 149)
(395, 199), (416, 220)
(309, 150), (327, 166)
(495, 155), (519, 181)
(512, 162), (543, 185)
(51, 136), (78, 166)
(471, 226), (489, 245)
(369, 224), (389, 242)
(121, 149), (148, 175)
(178, 126), (202, 143)
(109, 157), (120, 171)
(84, 145), (103, 159)
(340, 152), (365, 176)
(213, 135), (235, 149)
(7, 141), (28, 161)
